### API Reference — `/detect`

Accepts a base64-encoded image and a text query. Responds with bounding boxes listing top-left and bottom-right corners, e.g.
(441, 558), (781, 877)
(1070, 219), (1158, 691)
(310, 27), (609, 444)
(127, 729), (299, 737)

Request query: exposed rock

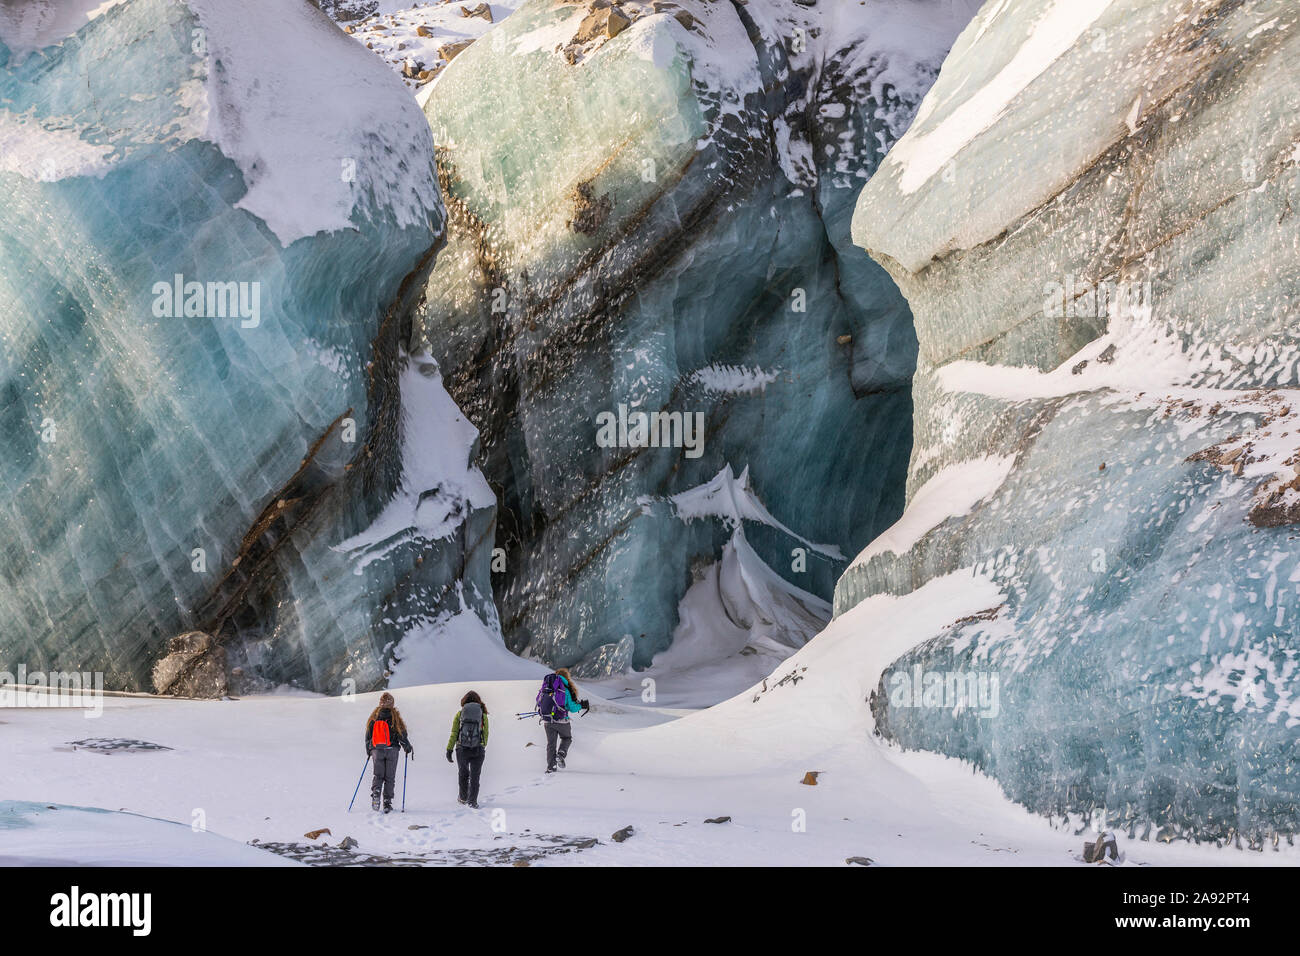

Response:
(338, 836), (359, 850)
(1083, 832), (1119, 864)
(438, 39), (474, 62)
(461, 2), (493, 22)
(704, 816), (732, 824)
(313, 0), (379, 22)
(575, 5), (630, 44)
(68, 738), (172, 754)
(611, 825), (634, 842)
(255, 832), (597, 866)
(800, 771), (820, 786)
(566, 180), (613, 236)
(151, 632), (227, 699)
(605, 6), (631, 37)
(304, 828), (331, 840)
(1249, 479), (1300, 528)
(845, 856), (874, 866)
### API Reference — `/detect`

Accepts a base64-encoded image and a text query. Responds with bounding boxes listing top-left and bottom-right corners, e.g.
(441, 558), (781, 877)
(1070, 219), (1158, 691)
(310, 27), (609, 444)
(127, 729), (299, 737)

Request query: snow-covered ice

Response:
(848, 455), (1015, 568)
(6, 572), (1295, 866)
(0, 801), (299, 867)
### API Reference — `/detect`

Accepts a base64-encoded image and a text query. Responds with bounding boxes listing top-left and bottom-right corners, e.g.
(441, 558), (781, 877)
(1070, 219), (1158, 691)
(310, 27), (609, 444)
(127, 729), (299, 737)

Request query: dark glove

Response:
(446, 749), (453, 763)
(580, 699), (591, 713)
(406, 747), (414, 759)
(366, 744), (373, 757)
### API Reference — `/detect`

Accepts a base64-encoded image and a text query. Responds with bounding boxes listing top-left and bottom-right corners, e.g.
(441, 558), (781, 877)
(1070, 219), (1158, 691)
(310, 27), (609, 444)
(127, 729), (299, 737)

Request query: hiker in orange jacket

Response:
(365, 692), (413, 813)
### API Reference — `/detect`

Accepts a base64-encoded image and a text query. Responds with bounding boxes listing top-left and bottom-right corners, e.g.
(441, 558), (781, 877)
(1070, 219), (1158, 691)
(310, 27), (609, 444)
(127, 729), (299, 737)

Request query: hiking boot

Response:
(545, 766), (556, 773)
(557, 755), (566, 770)
(468, 801), (479, 809)
(457, 796), (467, 805)
(371, 794), (381, 811)
(383, 801), (393, 813)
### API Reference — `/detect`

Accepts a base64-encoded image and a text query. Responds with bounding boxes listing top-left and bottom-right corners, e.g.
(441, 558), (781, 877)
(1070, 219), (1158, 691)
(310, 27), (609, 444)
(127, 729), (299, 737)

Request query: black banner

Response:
(6, 865), (1288, 942)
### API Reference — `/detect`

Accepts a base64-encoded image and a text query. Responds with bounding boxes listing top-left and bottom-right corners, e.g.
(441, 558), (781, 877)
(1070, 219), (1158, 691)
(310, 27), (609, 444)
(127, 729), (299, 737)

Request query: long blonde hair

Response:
(367, 692), (407, 735)
(556, 667), (578, 698)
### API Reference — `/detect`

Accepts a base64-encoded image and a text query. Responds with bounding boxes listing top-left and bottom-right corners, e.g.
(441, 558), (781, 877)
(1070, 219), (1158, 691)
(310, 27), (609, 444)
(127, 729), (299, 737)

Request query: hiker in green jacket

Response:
(445, 690), (489, 808)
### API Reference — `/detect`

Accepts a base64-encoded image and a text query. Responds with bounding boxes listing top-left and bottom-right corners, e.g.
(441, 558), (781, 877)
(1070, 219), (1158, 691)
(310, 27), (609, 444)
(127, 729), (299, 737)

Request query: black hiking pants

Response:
(544, 720), (572, 770)
(371, 745), (400, 802)
(456, 744), (485, 804)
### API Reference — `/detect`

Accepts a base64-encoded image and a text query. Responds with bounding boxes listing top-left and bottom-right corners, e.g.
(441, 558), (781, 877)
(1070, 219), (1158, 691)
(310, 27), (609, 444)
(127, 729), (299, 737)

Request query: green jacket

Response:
(447, 709), (489, 750)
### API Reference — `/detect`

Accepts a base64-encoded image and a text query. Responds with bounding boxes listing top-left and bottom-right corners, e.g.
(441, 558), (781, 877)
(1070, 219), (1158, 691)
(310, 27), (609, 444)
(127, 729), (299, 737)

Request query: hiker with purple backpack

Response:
(536, 668), (589, 773)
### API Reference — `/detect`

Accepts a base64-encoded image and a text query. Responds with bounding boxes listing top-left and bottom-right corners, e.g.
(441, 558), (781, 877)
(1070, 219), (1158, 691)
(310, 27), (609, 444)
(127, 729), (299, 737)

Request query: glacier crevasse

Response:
(413, 0), (980, 676)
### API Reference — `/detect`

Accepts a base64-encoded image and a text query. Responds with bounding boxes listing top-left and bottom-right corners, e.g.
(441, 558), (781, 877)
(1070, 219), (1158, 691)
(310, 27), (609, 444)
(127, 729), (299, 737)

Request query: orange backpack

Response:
(371, 716), (392, 747)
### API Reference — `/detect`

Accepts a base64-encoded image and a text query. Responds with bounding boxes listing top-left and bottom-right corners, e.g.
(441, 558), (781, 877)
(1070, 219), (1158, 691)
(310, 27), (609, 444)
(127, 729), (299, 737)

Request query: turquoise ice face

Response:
(0, 0), (496, 694)
(412, 0), (963, 675)
(845, 0), (1300, 840)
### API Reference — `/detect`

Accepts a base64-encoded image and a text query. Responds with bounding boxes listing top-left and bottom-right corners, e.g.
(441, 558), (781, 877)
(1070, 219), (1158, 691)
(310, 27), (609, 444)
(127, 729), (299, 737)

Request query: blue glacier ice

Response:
(413, 0), (980, 676)
(839, 0), (1300, 843)
(0, 0), (501, 694)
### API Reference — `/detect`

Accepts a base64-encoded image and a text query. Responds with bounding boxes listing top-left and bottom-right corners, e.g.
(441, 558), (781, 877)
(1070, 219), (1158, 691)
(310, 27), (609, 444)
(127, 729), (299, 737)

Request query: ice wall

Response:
(0, 0), (498, 694)
(414, 0), (980, 676)
(840, 0), (1300, 843)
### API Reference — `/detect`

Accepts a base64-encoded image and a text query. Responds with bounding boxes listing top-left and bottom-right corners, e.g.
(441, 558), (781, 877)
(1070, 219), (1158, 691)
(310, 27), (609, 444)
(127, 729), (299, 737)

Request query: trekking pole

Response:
(515, 711), (540, 720)
(401, 749), (408, 813)
(347, 753), (372, 812)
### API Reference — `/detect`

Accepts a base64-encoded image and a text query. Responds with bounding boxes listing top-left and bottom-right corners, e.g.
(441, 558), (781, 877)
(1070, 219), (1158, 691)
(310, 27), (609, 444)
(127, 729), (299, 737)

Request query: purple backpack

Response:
(536, 674), (568, 721)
